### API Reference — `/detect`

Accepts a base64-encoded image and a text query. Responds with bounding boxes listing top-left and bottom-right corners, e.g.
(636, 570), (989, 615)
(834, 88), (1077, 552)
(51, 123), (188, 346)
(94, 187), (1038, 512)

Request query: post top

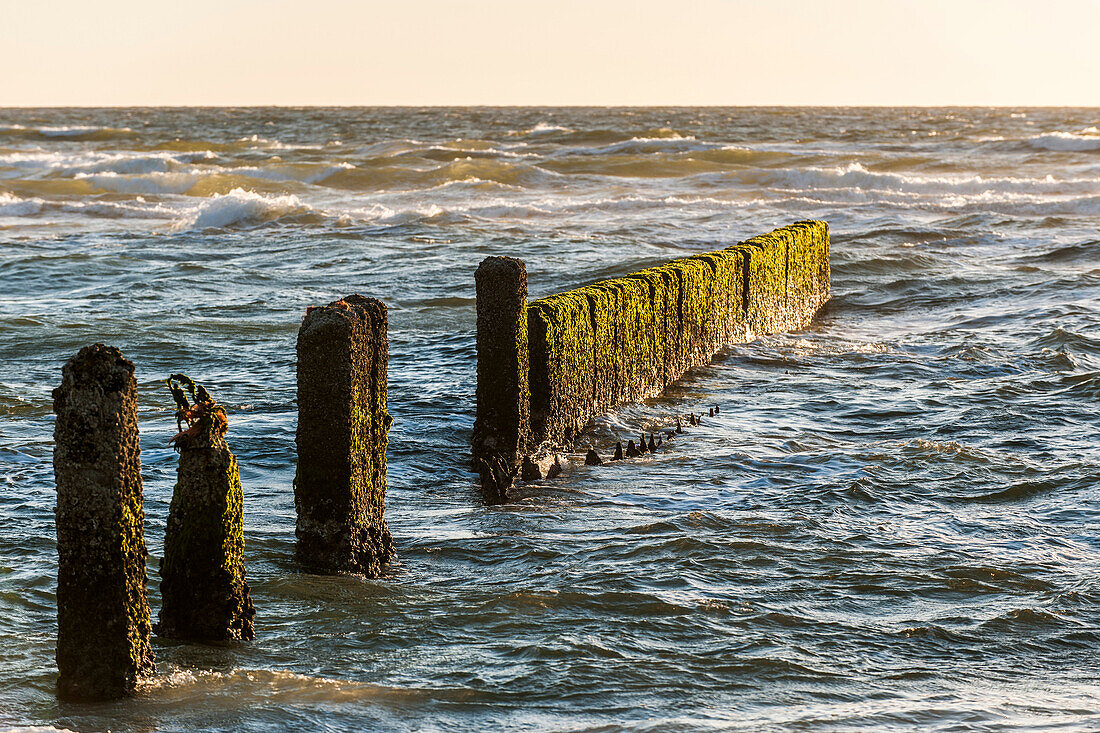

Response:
(300, 294), (387, 332)
(54, 343), (134, 404)
(476, 255), (526, 277)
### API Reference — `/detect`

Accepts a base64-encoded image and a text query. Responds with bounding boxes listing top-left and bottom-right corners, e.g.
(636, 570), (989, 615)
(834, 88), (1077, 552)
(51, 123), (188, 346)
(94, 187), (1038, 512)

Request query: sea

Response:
(1, 107), (1098, 732)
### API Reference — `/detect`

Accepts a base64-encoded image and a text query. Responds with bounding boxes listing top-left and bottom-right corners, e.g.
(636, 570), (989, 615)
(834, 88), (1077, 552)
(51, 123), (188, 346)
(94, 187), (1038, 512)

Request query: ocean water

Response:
(1, 107), (1098, 732)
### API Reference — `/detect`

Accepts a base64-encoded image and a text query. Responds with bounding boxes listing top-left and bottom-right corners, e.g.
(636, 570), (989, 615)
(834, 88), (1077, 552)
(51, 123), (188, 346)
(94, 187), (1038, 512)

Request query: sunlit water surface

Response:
(1, 107), (1098, 732)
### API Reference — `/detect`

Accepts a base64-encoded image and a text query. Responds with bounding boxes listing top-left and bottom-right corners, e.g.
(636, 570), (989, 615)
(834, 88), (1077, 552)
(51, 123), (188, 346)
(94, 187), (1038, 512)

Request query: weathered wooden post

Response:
(295, 295), (393, 576)
(471, 256), (532, 503)
(156, 375), (254, 641)
(52, 344), (154, 700)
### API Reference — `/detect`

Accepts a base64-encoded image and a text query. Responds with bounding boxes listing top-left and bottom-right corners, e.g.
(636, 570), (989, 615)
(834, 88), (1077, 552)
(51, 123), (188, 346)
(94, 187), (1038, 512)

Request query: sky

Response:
(2, 0), (1098, 107)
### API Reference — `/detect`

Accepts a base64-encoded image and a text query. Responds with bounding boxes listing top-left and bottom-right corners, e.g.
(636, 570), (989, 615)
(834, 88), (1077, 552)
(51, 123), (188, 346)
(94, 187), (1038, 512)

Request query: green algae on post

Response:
(295, 295), (394, 575)
(528, 288), (594, 447)
(472, 257), (532, 503)
(52, 343), (153, 701)
(510, 221), (829, 458)
(156, 374), (255, 641)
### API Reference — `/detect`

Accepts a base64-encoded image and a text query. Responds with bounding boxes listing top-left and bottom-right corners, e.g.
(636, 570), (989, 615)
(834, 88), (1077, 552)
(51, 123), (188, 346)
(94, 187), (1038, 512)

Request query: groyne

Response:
(51, 293), (398, 694)
(473, 220), (830, 500)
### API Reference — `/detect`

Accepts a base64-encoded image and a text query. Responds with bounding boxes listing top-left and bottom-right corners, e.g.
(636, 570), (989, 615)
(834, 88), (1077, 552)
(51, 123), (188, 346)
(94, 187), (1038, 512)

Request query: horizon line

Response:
(2, 103), (1099, 110)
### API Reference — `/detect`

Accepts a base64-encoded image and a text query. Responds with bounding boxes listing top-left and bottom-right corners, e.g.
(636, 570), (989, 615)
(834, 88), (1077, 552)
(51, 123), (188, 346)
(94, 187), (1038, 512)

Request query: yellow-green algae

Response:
(528, 289), (595, 446)
(526, 221), (829, 448)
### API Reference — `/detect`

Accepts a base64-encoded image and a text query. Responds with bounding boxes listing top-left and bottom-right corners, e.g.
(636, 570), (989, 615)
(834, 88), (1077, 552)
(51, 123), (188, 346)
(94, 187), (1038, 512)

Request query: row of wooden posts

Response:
(53, 295), (392, 701)
(52, 289), (719, 701)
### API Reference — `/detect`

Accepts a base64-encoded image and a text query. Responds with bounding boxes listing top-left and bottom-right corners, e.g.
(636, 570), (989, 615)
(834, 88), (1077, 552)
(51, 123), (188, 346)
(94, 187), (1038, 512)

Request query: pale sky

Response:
(2, 0), (1098, 106)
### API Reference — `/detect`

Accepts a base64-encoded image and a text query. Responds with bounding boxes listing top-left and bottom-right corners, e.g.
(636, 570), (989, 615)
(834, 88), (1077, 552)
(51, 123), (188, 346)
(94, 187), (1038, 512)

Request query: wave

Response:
(1016, 240), (1100, 264)
(171, 188), (316, 230)
(507, 122), (575, 137)
(743, 162), (1100, 217)
(76, 171), (202, 195)
(0, 193), (43, 217)
(0, 149), (216, 176)
(577, 135), (712, 157)
(143, 666), (483, 706)
(1028, 131), (1100, 152)
(504, 126), (692, 147)
(0, 124), (137, 141)
(980, 607), (1082, 629)
(744, 161), (1100, 197)
(3, 187), (735, 229)
(323, 157), (552, 191)
(1030, 327), (1100, 355)
(74, 163), (354, 195)
(538, 146), (800, 178)
(0, 193), (180, 220)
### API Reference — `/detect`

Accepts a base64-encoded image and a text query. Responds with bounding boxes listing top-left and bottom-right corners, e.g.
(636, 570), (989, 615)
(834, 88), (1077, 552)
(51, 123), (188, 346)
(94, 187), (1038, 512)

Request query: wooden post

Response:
(294, 295), (393, 576)
(471, 256), (531, 503)
(52, 344), (153, 700)
(157, 376), (254, 641)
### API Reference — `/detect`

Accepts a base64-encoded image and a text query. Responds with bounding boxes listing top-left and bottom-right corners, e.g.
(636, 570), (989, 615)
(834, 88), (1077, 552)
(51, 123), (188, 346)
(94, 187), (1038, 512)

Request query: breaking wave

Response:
(171, 188), (316, 230)
(0, 192), (178, 220)
(744, 162), (1099, 197)
(0, 192), (43, 217)
(1028, 131), (1100, 152)
(0, 149), (217, 176)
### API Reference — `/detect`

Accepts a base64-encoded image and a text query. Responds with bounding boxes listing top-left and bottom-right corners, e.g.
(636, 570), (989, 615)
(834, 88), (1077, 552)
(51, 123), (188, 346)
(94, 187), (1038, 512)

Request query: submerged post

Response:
(471, 256), (531, 503)
(52, 344), (153, 700)
(156, 375), (254, 641)
(295, 295), (393, 576)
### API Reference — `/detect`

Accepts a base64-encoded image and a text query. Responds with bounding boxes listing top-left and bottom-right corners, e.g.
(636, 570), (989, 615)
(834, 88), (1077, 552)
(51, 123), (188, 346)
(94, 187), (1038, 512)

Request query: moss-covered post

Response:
(52, 343), (153, 701)
(472, 256), (531, 503)
(295, 295), (393, 576)
(156, 375), (254, 641)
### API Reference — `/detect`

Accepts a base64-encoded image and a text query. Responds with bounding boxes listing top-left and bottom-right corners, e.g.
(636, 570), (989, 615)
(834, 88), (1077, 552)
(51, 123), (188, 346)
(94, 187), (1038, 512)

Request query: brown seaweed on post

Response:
(156, 374), (254, 642)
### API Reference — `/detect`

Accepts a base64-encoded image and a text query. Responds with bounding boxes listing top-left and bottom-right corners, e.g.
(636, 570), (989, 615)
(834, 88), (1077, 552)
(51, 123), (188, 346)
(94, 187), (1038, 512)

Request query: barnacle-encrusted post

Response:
(156, 374), (254, 641)
(472, 256), (532, 503)
(52, 343), (153, 700)
(295, 294), (394, 575)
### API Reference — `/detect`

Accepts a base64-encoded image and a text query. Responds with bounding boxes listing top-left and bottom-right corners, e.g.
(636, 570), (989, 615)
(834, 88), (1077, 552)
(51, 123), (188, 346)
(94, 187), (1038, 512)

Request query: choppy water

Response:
(1, 107), (1098, 732)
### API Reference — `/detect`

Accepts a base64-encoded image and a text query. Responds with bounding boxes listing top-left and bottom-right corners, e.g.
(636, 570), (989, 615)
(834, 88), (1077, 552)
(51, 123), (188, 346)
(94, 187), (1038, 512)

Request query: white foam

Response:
(0, 193), (43, 217)
(227, 162), (355, 184)
(582, 135), (710, 156)
(172, 188), (312, 230)
(513, 122), (575, 136)
(1, 192), (182, 220)
(0, 124), (134, 138)
(233, 134), (329, 150)
(61, 198), (180, 220)
(749, 162), (1099, 197)
(77, 171), (200, 195)
(0, 149), (215, 176)
(71, 161), (354, 194)
(1028, 131), (1100, 152)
